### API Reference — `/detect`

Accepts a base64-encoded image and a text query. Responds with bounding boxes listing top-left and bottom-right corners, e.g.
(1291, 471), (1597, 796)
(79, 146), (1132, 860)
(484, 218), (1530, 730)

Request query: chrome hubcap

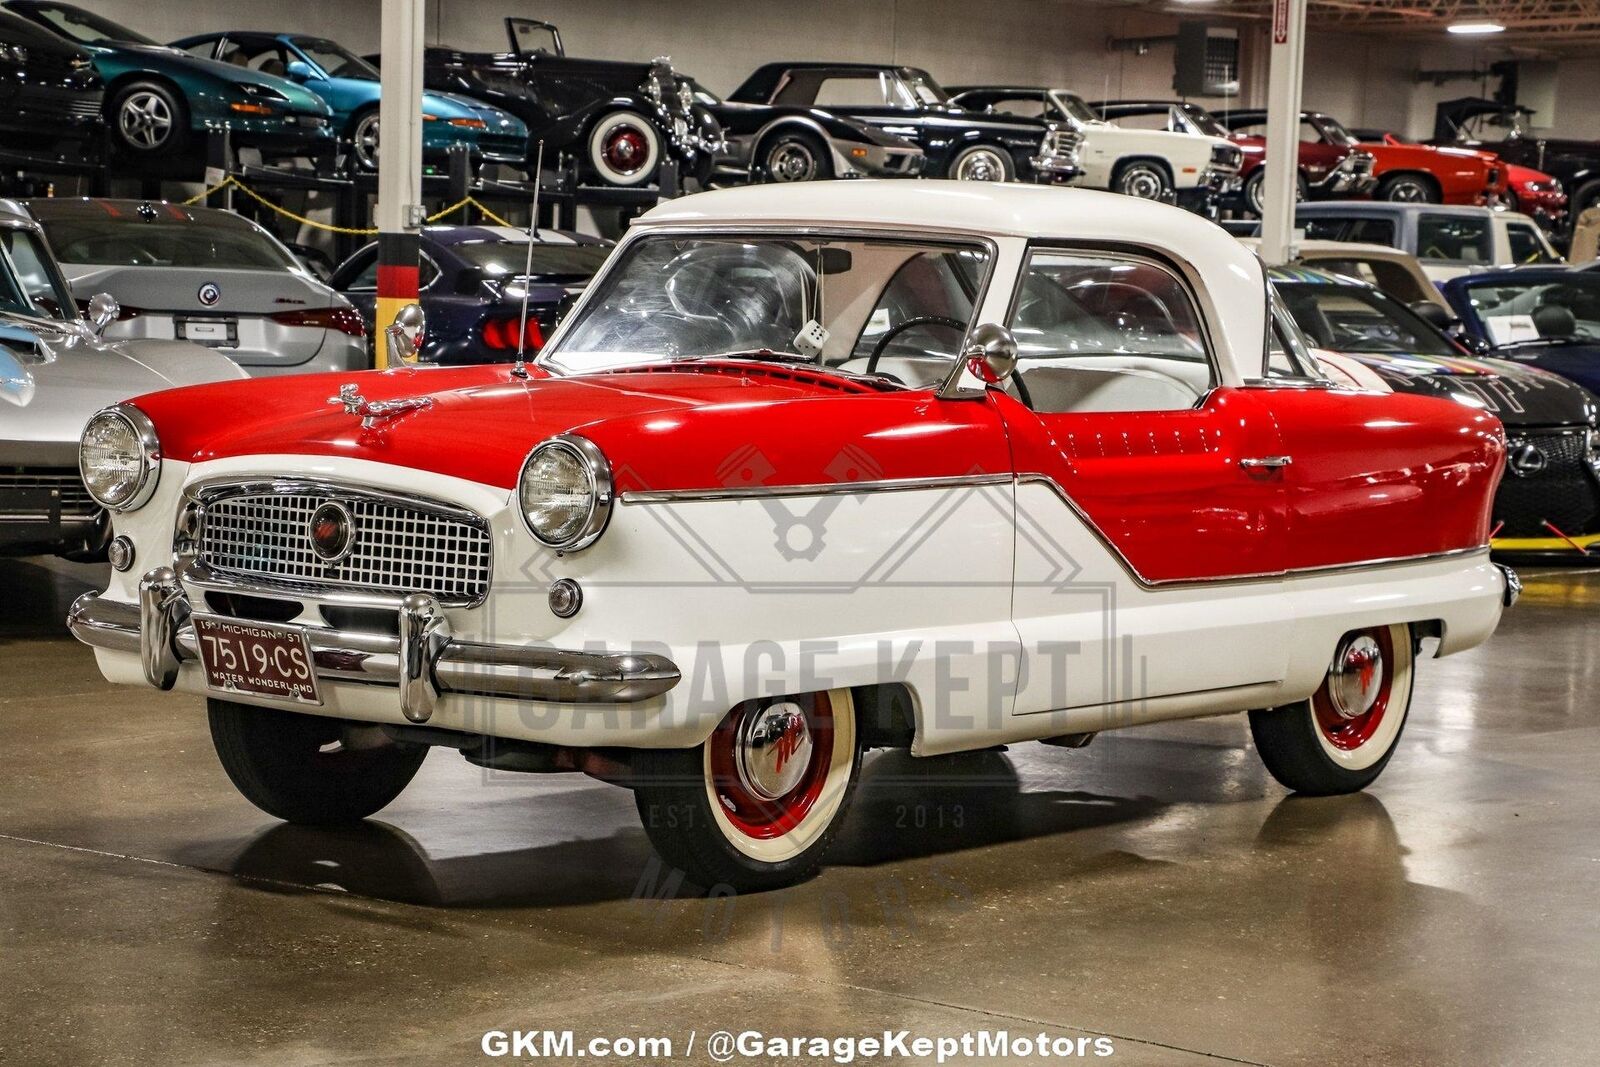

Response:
(1388, 180), (1428, 202)
(354, 114), (381, 168)
(733, 700), (813, 801)
(1121, 167), (1165, 199)
(603, 125), (649, 174)
(1328, 634), (1385, 720)
(119, 92), (172, 149)
(956, 149), (1006, 182)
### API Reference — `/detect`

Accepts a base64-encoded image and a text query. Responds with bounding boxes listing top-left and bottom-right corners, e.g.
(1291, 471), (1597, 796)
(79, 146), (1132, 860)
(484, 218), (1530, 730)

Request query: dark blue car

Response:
(1438, 268), (1600, 397)
(328, 225), (611, 366)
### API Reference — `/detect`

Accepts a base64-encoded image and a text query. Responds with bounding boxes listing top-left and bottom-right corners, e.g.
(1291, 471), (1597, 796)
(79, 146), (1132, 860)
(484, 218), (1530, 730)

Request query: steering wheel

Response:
(866, 315), (969, 374)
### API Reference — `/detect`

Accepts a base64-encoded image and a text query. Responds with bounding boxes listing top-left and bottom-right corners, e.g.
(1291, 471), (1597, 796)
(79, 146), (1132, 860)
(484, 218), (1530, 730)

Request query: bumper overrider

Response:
(68, 566), (682, 724)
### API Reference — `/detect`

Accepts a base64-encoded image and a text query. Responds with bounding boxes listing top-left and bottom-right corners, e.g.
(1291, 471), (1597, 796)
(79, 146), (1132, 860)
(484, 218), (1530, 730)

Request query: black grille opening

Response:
(204, 592), (303, 623)
(320, 606), (401, 636)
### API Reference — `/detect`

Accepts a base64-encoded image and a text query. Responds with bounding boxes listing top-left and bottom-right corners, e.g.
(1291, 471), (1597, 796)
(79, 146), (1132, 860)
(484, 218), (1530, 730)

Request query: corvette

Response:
(68, 183), (1513, 891)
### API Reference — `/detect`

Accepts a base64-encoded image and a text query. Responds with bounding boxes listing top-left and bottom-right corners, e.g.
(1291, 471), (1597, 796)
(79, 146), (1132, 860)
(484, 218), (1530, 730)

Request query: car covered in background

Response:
(0, 8), (102, 162)
(388, 17), (719, 187)
(0, 200), (243, 558)
(1353, 127), (1568, 231)
(25, 198), (366, 375)
(1274, 266), (1600, 560)
(170, 31), (528, 172)
(686, 78), (922, 183)
(728, 63), (1080, 183)
(1284, 202), (1562, 281)
(329, 225), (610, 365)
(949, 86), (1241, 211)
(1223, 109), (1502, 206)
(3, 0), (334, 162)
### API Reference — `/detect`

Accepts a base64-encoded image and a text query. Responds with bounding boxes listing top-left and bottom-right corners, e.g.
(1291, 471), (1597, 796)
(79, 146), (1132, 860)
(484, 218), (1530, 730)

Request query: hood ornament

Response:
(330, 384), (432, 429)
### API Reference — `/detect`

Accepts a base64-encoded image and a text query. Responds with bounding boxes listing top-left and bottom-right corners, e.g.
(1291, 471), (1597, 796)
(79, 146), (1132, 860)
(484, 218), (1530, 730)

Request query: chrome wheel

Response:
(950, 146), (1011, 182)
(1115, 162), (1170, 200)
(352, 111), (381, 170)
(118, 90), (174, 151)
(1381, 176), (1437, 203)
(765, 138), (821, 182)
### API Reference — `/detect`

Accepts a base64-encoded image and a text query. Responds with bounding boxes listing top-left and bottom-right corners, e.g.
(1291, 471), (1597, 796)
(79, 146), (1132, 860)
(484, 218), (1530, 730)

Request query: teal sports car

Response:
(171, 31), (529, 171)
(3, 1), (333, 160)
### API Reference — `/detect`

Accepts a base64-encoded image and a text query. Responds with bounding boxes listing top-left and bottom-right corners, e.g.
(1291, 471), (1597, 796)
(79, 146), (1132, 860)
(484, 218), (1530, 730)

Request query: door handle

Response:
(1239, 455), (1293, 470)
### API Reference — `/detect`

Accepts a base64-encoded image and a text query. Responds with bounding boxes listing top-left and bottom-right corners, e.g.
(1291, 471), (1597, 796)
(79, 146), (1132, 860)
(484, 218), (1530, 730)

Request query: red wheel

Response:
(634, 689), (860, 890)
(1250, 623), (1414, 794)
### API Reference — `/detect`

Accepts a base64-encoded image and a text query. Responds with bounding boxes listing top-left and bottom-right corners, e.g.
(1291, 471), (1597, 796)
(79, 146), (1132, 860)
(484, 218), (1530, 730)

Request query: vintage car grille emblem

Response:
(1508, 440), (1549, 478)
(197, 487), (492, 604)
(306, 500), (356, 563)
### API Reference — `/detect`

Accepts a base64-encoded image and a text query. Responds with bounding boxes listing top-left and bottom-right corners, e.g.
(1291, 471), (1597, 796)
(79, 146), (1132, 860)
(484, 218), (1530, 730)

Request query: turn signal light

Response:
(480, 316), (543, 351)
(230, 102), (274, 116)
(270, 306), (367, 337)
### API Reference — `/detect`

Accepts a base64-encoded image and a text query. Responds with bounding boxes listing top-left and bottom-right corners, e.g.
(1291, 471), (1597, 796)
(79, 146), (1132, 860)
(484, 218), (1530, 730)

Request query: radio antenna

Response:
(512, 140), (545, 380)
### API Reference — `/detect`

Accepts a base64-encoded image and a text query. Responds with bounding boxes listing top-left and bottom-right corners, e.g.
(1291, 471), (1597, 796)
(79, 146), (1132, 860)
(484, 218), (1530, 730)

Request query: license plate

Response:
(178, 317), (238, 347)
(193, 614), (321, 706)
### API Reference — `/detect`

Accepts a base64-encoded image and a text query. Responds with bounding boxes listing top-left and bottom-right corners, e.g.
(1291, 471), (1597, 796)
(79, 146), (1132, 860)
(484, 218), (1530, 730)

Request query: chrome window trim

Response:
(516, 433), (614, 551)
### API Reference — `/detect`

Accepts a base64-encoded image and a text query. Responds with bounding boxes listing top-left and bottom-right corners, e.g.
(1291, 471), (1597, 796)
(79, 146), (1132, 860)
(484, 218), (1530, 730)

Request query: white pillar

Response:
(1258, 0), (1307, 267)
(374, 0), (426, 368)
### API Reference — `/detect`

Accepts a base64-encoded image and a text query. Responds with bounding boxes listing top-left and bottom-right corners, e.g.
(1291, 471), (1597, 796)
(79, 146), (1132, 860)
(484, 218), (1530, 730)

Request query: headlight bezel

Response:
(79, 403), (161, 512)
(517, 433), (613, 551)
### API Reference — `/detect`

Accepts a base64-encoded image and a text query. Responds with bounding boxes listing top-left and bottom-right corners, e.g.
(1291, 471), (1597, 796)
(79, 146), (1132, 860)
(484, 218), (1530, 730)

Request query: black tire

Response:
(208, 698), (427, 825)
(1112, 159), (1173, 201)
(760, 130), (832, 183)
(632, 690), (862, 892)
(1569, 180), (1600, 221)
(1249, 623), (1415, 796)
(946, 143), (1015, 182)
(109, 80), (188, 155)
(1376, 172), (1440, 203)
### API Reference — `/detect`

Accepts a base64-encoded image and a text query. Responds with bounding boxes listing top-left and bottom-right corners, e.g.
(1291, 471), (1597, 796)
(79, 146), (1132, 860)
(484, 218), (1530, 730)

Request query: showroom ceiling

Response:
(1165, 1), (1600, 47)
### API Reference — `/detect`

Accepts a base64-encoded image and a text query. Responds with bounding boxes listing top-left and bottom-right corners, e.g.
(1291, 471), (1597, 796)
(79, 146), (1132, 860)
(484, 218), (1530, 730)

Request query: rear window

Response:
(39, 217), (298, 271)
(453, 241), (610, 281)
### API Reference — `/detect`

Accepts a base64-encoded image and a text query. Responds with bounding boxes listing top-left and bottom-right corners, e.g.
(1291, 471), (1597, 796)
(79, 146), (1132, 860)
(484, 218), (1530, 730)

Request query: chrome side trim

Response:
(620, 472), (1014, 504)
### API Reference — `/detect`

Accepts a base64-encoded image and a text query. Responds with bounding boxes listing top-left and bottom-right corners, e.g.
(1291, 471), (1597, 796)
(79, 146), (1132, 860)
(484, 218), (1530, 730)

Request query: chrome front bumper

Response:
(67, 567), (682, 724)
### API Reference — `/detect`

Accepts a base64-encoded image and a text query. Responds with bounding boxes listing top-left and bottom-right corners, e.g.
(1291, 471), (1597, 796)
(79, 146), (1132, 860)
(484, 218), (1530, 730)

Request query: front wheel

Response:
(761, 130), (832, 182)
(586, 110), (663, 187)
(1376, 173), (1440, 203)
(1243, 169), (1307, 216)
(111, 81), (188, 155)
(1113, 160), (1173, 201)
(633, 689), (861, 892)
(947, 144), (1014, 182)
(208, 698), (427, 825)
(1249, 623), (1415, 795)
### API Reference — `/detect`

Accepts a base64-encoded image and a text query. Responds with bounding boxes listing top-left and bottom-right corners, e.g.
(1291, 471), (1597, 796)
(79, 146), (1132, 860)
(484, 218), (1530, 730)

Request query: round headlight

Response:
(517, 435), (612, 550)
(79, 405), (159, 511)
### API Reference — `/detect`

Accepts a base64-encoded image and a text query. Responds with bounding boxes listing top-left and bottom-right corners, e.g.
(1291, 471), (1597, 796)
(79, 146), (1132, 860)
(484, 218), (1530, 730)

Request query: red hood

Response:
(129, 361), (991, 492)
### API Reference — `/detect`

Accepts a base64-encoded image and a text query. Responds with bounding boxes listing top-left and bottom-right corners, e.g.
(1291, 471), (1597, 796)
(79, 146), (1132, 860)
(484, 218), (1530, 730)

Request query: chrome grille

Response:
(1043, 128), (1083, 161)
(198, 487), (492, 604)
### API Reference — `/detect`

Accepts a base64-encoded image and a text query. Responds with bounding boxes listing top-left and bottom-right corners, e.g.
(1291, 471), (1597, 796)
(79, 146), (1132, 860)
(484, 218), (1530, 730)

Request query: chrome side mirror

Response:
(86, 292), (119, 338)
(384, 303), (425, 364)
(962, 322), (1017, 385)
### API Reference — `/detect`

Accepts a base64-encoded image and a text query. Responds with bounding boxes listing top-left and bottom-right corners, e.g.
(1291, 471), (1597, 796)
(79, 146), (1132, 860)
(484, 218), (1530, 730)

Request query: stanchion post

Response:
(374, 0), (426, 369)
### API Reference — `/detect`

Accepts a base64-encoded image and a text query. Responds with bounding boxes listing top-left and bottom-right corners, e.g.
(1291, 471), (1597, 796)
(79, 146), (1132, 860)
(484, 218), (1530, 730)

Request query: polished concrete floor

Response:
(2, 556), (1598, 1066)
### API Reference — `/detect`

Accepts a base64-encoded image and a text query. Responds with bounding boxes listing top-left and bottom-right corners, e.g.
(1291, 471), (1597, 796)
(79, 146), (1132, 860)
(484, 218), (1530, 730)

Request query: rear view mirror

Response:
(962, 322), (1018, 386)
(86, 293), (119, 338)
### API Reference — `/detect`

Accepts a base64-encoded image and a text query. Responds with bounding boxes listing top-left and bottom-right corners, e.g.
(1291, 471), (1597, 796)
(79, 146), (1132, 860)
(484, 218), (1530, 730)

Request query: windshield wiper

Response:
(700, 348), (818, 364)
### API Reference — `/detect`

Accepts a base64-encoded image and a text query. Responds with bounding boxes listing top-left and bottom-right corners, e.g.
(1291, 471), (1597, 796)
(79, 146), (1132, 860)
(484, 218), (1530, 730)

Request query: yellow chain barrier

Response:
(181, 176), (520, 234)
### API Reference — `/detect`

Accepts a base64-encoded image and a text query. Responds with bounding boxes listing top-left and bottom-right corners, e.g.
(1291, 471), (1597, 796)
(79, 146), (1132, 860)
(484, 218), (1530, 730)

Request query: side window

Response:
(1265, 296), (1328, 381)
(1006, 250), (1214, 413)
(418, 254), (441, 289)
(813, 75), (890, 108)
(1299, 120), (1324, 144)
(340, 249), (379, 291)
(178, 38), (218, 60)
(1417, 215), (1491, 262)
(1506, 222), (1556, 264)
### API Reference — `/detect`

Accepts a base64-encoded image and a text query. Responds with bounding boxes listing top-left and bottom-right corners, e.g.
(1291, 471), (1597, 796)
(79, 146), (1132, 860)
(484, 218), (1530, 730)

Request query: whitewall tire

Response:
(586, 110), (662, 187)
(1249, 624), (1415, 794)
(947, 144), (1014, 182)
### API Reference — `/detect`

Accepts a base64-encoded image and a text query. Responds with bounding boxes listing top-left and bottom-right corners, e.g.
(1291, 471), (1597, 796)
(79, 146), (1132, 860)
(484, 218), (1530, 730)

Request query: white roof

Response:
(638, 181), (1269, 382)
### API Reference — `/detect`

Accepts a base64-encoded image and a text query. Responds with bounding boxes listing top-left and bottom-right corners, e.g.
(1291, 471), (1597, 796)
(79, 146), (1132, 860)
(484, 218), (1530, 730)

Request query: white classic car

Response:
(951, 86), (1242, 211)
(69, 182), (1512, 892)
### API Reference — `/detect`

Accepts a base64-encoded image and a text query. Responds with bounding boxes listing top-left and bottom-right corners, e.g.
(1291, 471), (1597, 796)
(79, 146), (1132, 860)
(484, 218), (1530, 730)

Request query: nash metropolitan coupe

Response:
(68, 183), (1513, 891)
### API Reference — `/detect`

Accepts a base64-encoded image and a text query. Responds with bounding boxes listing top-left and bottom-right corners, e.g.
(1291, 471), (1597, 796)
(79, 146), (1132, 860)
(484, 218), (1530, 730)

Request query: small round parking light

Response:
(548, 578), (583, 618)
(107, 535), (135, 573)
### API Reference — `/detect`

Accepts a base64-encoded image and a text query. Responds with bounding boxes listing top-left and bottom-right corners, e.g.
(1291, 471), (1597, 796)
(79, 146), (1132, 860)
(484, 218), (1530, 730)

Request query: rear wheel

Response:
(586, 110), (662, 187)
(1243, 169), (1307, 216)
(110, 81), (188, 155)
(1376, 172), (1440, 203)
(208, 698), (427, 825)
(947, 144), (1014, 182)
(350, 109), (381, 170)
(633, 689), (861, 892)
(1249, 624), (1414, 795)
(761, 130), (831, 182)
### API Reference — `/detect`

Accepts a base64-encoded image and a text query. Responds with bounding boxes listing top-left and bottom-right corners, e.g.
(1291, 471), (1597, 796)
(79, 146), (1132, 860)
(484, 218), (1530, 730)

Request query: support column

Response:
(1258, 0), (1307, 267)
(374, 0), (426, 368)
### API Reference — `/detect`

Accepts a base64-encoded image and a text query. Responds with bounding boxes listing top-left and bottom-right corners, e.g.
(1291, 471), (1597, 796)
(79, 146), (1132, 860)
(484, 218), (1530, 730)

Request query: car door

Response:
(998, 246), (1292, 717)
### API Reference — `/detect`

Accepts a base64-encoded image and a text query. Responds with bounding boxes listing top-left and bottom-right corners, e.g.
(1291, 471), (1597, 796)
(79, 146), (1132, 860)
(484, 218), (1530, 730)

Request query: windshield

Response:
(1461, 276), (1600, 347)
(0, 226), (76, 321)
(508, 19), (559, 56)
(39, 216), (299, 271)
(1178, 105), (1231, 138)
(1317, 116), (1359, 147)
(545, 234), (990, 380)
(1053, 92), (1101, 125)
(902, 69), (950, 106)
(1277, 282), (1459, 356)
(24, 3), (154, 45)
(292, 36), (377, 79)
(453, 240), (610, 282)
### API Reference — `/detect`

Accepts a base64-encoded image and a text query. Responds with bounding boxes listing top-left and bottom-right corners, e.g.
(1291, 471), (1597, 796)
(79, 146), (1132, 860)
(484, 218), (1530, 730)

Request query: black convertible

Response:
(726, 62), (1080, 183)
(380, 17), (721, 188)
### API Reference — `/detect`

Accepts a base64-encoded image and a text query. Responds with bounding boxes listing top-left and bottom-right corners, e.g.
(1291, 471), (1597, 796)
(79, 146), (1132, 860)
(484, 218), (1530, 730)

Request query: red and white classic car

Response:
(68, 182), (1515, 891)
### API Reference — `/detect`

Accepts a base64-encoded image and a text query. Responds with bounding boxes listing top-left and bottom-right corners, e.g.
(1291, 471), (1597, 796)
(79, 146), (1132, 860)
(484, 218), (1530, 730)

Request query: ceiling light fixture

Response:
(1448, 21), (1506, 35)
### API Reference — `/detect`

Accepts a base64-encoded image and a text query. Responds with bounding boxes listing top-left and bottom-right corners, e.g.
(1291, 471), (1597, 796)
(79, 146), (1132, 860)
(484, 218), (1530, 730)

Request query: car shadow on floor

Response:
(1, 557), (106, 640)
